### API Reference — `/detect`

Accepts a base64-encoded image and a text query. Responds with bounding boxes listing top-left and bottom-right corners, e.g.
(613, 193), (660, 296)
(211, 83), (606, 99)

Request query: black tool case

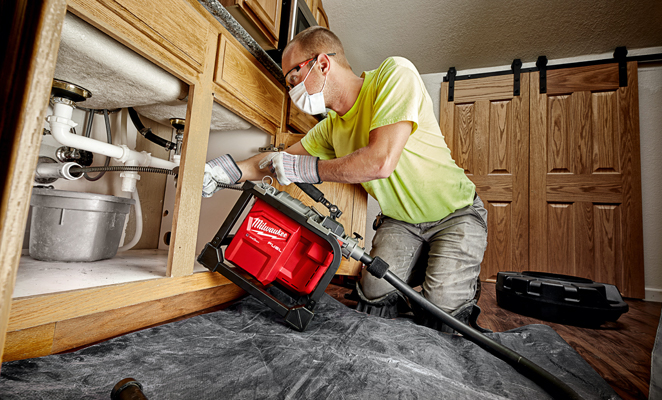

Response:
(496, 271), (629, 326)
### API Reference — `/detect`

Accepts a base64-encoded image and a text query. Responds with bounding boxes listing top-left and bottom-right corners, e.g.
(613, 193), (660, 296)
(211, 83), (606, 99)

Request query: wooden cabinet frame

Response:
(0, 0), (308, 365)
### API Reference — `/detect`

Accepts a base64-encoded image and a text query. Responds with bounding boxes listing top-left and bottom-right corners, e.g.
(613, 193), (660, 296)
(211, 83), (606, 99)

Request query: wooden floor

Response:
(325, 281), (661, 400)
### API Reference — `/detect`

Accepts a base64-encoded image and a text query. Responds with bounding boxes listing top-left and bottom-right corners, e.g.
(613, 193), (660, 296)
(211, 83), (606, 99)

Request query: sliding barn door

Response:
(530, 62), (644, 298)
(441, 74), (530, 280)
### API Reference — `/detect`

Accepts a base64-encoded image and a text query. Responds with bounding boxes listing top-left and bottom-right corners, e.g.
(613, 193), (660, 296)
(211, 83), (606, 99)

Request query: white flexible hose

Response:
(118, 189), (143, 252)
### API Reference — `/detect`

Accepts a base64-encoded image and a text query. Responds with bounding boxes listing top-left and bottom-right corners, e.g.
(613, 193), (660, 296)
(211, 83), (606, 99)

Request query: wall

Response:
(194, 127), (272, 255)
(419, 49), (662, 301)
(638, 63), (662, 301)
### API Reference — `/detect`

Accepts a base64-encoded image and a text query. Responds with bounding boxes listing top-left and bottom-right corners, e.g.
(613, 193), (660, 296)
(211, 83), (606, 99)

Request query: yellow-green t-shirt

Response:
(301, 57), (475, 224)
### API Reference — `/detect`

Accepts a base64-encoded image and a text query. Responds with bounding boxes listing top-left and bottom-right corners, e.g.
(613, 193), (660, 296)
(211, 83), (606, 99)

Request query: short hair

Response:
(286, 26), (351, 69)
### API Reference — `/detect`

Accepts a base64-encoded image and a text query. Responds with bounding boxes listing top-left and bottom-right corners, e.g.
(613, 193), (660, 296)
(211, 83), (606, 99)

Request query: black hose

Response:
(363, 255), (584, 400)
(84, 109), (112, 181)
(128, 107), (176, 151)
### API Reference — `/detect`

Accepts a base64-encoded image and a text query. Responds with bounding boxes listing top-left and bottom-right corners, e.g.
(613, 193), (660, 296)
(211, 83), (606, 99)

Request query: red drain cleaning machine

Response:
(197, 180), (585, 400)
(198, 181), (364, 331)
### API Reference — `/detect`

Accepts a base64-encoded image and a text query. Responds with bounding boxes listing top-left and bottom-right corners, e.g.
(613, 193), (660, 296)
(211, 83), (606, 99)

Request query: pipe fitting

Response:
(47, 100), (177, 169)
(34, 161), (83, 181)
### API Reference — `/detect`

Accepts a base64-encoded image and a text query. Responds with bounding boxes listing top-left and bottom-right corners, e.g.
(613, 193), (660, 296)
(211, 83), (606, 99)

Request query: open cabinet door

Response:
(440, 74), (530, 281)
(530, 62), (644, 298)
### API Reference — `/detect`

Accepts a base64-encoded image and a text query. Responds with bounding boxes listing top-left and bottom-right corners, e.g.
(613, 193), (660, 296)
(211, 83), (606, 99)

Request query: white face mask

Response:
(288, 60), (327, 115)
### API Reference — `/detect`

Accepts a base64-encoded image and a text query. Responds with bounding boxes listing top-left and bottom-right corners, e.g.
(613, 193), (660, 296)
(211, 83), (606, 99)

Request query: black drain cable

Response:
(68, 166), (245, 191)
(362, 254), (584, 400)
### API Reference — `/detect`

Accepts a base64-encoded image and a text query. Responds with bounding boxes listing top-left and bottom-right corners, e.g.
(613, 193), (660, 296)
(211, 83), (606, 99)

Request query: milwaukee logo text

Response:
(247, 217), (288, 240)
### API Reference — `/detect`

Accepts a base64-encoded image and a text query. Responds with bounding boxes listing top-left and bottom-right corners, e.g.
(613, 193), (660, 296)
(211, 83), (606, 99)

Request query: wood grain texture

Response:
(529, 62), (644, 298)
(572, 91), (591, 175)
(214, 33), (284, 129)
(592, 91), (619, 172)
(312, 0), (329, 29)
(575, 202), (595, 280)
(488, 100), (512, 174)
(49, 283), (244, 354)
(547, 94), (572, 173)
(546, 203), (575, 275)
(439, 82), (454, 153)
(481, 202), (512, 279)
(7, 272), (234, 332)
(547, 63), (620, 95)
(2, 323), (56, 363)
(0, 0), (68, 368)
(546, 173), (622, 202)
(454, 74), (514, 103)
(245, 0), (281, 38)
(529, 71), (548, 272)
(167, 28), (217, 277)
(287, 99), (320, 134)
(221, 0), (281, 47)
(67, 0), (207, 81)
(454, 103), (474, 173)
(441, 74), (529, 279)
(618, 62), (645, 298)
(213, 87), (279, 134)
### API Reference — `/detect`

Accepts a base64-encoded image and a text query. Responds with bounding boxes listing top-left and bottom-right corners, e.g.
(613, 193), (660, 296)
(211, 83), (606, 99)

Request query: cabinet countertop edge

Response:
(198, 0), (286, 87)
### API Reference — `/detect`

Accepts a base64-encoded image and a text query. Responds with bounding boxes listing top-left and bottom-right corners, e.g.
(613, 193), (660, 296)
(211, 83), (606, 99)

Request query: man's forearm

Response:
(236, 153), (269, 182)
(318, 146), (395, 184)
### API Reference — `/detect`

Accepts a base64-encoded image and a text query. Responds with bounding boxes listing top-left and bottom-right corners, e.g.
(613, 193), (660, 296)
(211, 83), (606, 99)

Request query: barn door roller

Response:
(536, 56), (548, 94)
(614, 46), (628, 87)
(511, 59), (522, 96)
(447, 67), (457, 102)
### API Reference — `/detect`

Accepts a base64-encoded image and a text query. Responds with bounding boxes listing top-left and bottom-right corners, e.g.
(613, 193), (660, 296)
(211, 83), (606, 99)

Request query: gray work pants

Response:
(360, 195), (488, 314)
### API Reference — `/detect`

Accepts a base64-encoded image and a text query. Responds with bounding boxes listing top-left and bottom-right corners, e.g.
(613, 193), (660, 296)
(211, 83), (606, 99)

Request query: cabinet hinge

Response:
(259, 144), (285, 152)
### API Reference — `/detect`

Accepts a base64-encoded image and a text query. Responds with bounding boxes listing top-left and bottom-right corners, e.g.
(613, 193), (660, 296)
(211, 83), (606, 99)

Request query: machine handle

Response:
(295, 183), (324, 202)
(295, 183), (343, 220)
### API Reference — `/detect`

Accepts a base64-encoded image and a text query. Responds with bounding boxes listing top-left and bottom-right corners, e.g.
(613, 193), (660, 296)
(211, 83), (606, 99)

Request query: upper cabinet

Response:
(311, 0), (329, 29)
(222, 0), (282, 49)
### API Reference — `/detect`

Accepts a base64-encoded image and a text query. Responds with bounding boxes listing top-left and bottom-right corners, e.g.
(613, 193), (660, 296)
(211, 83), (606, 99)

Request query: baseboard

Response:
(645, 288), (662, 303)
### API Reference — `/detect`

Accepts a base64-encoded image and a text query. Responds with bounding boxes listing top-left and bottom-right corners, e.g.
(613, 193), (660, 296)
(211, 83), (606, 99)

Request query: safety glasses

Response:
(284, 53), (335, 90)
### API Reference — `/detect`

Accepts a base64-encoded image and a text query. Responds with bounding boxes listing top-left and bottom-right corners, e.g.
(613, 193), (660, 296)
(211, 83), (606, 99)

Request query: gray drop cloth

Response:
(650, 313), (662, 400)
(0, 292), (619, 399)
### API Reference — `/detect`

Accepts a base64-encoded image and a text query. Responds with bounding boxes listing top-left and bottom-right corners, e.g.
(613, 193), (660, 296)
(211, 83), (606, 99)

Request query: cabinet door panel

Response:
(530, 62), (644, 298)
(441, 73), (529, 281)
(214, 33), (283, 133)
(245, 0), (281, 38)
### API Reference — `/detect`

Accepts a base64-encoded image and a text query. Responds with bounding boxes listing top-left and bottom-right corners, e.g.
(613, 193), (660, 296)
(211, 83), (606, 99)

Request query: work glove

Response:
(259, 151), (321, 186)
(202, 154), (242, 197)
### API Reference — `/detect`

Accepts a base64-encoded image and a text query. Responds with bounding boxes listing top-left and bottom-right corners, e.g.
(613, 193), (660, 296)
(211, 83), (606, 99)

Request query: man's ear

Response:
(318, 53), (332, 75)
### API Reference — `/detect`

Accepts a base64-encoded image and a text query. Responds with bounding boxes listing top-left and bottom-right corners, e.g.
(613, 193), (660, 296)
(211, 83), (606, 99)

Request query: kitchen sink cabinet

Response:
(221, 0), (282, 49)
(0, 0), (352, 365)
